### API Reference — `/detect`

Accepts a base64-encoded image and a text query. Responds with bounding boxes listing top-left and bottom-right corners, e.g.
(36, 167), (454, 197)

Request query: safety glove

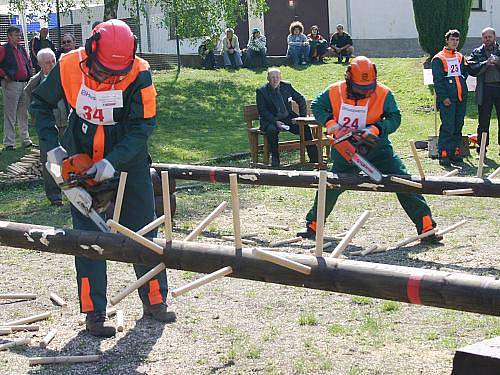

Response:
(46, 146), (68, 185)
(86, 159), (116, 182)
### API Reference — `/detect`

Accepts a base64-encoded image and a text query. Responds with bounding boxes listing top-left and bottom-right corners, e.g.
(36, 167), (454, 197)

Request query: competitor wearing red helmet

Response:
(31, 19), (175, 337)
(297, 56), (442, 244)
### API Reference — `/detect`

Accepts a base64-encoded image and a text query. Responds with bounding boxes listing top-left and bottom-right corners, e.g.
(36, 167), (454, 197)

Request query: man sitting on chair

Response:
(256, 67), (318, 167)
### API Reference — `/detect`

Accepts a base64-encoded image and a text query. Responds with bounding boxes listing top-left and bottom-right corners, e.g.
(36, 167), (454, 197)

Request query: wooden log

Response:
(436, 220), (468, 236)
(137, 215), (165, 237)
(390, 228), (437, 250)
(110, 263), (166, 306)
(111, 172), (128, 233)
(3, 220), (500, 316)
(390, 176), (423, 189)
(0, 338), (30, 351)
(107, 219), (164, 255)
(153, 164), (500, 198)
(184, 201), (228, 241)
(4, 312), (51, 326)
(443, 188), (475, 196)
(116, 310), (124, 332)
(29, 355), (100, 366)
(477, 132), (488, 178)
(161, 171), (173, 242)
(409, 140), (425, 180)
(0, 293), (36, 300)
(171, 266), (233, 297)
(0, 325), (40, 332)
(253, 249), (312, 275)
(488, 167), (500, 180)
(269, 237), (302, 248)
(330, 211), (371, 258)
(40, 329), (57, 348)
(229, 174), (242, 250)
(315, 171), (327, 257)
(443, 169), (459, 177)
(49, 293), (66, 307)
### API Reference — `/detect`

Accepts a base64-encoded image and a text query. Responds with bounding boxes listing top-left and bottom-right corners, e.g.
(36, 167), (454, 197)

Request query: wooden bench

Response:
(243, 101), (329, 168)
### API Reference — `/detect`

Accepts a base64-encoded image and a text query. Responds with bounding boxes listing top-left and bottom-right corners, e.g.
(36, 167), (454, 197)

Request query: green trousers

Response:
(438, 99), (467, 157)
(305, 145), (436, 234)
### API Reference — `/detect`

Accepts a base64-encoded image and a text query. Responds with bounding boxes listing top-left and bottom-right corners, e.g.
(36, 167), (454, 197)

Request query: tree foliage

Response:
(8, 0), (89, 20)
(412, 0), (473, 57)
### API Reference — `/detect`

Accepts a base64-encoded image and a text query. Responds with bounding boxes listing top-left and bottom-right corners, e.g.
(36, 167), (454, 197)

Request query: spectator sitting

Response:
(245, 27), (268, 69)
(287, 21), (310, 66)
(307, 25), (328, 64)
(329, 24), (354, 64)
(198, 37), (216, 69)
(256, 67), (318, 167)
(56, 33), (77, 60)
(29, 27), (55, 72)
(222, 28), (243, 68)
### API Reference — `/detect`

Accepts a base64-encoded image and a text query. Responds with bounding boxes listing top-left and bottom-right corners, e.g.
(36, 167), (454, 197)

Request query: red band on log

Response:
(209, 169), (216, 183)
(407, 274), (423, 305)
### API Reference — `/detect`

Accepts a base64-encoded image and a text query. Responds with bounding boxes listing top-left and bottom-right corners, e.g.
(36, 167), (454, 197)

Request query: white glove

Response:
(86, 158), (116, 182)
(63, 186), (93, 216)
(45, 146), (68, 185)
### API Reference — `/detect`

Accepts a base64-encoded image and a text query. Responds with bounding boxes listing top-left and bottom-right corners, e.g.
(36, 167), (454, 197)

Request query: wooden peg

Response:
(390, 228), (437, 250)
(40, 329), (57, 348)
(315, 171), (328, 257)
(477, 132), (488, 178)
(330, 211), (371, 258)
(443, 188), (474, 196)
(0, 338), (30, 351)
(116, 310), (124, 332)
(49, 293), (66, 307)
(29, 355), (100, 366)
(488, 167), (500, 180)
(4, 312), (51, 326)
(409, 140), (425, 180)
(229, 174), (242, 249)
(137, 215), (165, 237)
(171, 266), (233, 298)
(436, 219), (467, 236)
(0, 293), (36, 300)
(161, 171), (173, 242)
(443, 169), (459, 177)
(111, 172), (128, 233)
(390, 176), (422, 189)
(253, 249), (311, 275)
(184, 201), (228, 241)
(107, 219), (164, 255)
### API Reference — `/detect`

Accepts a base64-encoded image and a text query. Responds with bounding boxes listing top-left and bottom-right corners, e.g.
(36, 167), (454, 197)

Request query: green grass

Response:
(298, 312), (318, 326)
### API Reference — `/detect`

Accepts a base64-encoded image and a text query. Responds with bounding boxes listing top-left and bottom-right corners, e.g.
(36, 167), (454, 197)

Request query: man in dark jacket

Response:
(256, 67), (318, 167)
(29, 27), (55, 72)
(468, 27), (500, 156)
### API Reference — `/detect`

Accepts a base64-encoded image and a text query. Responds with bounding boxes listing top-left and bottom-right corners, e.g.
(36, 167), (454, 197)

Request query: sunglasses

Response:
(62, 40), (73, 44)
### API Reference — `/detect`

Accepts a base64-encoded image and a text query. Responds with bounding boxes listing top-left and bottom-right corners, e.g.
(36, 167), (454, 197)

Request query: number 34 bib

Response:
(75, 85), (123, 125)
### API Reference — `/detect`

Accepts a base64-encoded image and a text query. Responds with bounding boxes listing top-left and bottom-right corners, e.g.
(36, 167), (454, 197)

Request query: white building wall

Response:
(328, 0), (348, 35)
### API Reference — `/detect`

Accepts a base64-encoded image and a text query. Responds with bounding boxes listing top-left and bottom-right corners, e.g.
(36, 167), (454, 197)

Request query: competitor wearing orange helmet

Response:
(31, 19), (175, 337)
(298, 56), (442, 244)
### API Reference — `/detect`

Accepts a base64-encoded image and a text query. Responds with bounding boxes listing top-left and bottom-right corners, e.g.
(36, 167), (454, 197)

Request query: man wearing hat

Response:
(245, 27), (268, 69)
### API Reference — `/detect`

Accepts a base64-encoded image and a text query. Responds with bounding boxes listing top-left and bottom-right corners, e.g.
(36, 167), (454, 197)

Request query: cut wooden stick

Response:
(107, 219), (164, 255)
(488, 167), (500, 180)
(0, 325), (40, 332)
(171, 266), (233, 298)
(229, 174), (242, 250)
(315, 170), (328, 257)
(0, 328), (12, 335)
(436, 219), (468, 236)
(390, 176), (422, 189)
(443, 188), (474, 196)
(390, 228), (437, 250)
(253, 249), (312, 275)
(443, 169), (459, 177)
(0, 338), (30, 351)
(360, 245), (379, 256)
(0, 293), (36, 300)
(29, 355), (100, 366)
(269, 237), (302, 248)
(409, 140), (425, 180)
(137, 215), (165, 237)
(110, 263), (166, 306)
(49, 293), (66, 307)
(4, 312), (51, 326)
(116, 310), (124, 332)
(477, 132), (488, 178)
(267, 224), (290, 231)
(111, 172), (128, 233)
(40, 329), (57, 348)
(184, 201), (228, 242)
(330, 211), (371, 258)
(161, 171), (173, 242)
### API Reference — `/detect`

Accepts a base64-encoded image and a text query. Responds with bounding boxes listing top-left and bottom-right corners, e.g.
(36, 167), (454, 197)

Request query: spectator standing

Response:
(468, 27), (500, 156)
(25, 48), (67, 206)
(0, 26), (33, 151)
(307, 25), (327, 64)
(329, 24), (354, 64)
(29, 27), (55, 72)
(287, 21), (310, 66)
(222, 28), (243, 68)
(256, 67), (318, 167)
(198, 37), (217, 69)
(245, 28), (268, 69)
(56, 33), (77, 60)
(432, 29), (468, 166)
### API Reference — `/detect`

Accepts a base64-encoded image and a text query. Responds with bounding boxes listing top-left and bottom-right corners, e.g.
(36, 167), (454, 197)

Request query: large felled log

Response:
(152, 164), (500, 198)
(1, 220), (500, 316)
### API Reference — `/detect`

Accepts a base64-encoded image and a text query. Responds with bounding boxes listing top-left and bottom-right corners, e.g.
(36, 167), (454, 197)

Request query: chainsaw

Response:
(60, 154), (119, 232)
(327, 129), (383, 182)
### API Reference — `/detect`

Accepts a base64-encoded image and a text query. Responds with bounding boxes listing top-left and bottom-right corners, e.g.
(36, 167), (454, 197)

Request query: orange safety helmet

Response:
(346, 56), (377, 92)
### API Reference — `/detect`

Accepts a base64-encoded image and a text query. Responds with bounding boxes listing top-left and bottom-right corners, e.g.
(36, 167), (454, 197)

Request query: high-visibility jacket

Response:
(431, 48), (468, 102)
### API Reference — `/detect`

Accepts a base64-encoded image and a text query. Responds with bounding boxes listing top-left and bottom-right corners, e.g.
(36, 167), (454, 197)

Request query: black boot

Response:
(296, 223), (316, 239)
(421, 232), (444, 245)
(86, 311), (116, 337)
(271, 153), (280, 167)
(143, 303), (177, 323)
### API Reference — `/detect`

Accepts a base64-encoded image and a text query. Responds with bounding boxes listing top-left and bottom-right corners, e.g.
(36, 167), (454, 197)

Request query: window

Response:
(471, 0), (484, 11)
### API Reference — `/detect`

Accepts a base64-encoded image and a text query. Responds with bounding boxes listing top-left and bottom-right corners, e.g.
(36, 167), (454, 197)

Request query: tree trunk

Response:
(1, 220), (500, 317)
(103, 0), (120, 21)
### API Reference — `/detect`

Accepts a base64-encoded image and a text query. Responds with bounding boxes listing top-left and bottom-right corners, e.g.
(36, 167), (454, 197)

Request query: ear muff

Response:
(85, 32), (101, 68)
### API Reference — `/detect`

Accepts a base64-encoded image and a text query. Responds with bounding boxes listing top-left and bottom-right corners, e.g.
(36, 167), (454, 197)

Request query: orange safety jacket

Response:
(433, 48), (465, 102)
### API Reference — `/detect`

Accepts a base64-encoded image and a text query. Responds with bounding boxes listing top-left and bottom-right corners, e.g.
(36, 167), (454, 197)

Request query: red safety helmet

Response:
(346, 56), (377, 92)
(85, 19), (137, 75)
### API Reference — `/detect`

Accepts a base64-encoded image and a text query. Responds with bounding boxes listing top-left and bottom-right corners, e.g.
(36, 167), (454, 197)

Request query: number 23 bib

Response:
(446, 57), (461, 77)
